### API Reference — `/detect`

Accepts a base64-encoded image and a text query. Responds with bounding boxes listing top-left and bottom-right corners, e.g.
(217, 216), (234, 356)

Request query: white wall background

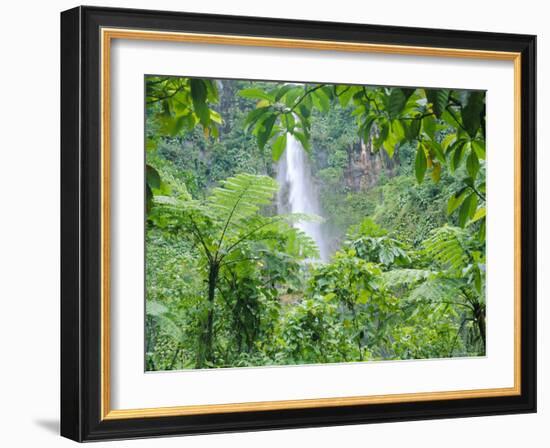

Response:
(0, 1), (545, 446)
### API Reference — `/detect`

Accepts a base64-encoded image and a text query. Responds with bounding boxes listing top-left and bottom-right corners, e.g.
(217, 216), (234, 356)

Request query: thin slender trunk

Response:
(197, 263), (219, 368)
(350, 303), (364, 361)
(206, 264), (219, 360)
(169, 344), (181, 370)
(475, 304), (486, 351)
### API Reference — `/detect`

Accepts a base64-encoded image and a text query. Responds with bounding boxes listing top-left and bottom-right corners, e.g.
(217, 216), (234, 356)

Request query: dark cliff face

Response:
(344, 138), (400, 192)
(306, 105), (402, 196)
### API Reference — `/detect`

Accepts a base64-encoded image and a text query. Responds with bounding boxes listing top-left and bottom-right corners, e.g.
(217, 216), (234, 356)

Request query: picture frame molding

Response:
(61, 5), (536, 442)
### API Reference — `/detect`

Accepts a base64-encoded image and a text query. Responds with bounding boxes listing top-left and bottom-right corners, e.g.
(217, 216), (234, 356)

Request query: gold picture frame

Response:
(61, 6), (536, 441)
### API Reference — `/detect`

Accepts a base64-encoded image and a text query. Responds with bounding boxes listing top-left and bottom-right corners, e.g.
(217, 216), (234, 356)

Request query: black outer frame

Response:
(60, 5), (536, 442)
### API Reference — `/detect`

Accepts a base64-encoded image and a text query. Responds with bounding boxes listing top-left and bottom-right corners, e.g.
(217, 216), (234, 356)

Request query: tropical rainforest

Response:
(145, 75), (487, 370)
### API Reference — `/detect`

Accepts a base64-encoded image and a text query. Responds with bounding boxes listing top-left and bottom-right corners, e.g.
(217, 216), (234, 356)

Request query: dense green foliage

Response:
(145, 76), (486, 370)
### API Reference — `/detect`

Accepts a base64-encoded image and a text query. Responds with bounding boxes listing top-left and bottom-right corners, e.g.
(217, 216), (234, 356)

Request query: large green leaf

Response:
(204, 79), (219, 102)
(274, 84), (294, 101)
(466, 150), (480, 179)
(190, 79), (210, 126)
(415, 142), (427, 183)
(426, 139), (446, 164)
(421, 115), (437, 139)
(160, 115), (188, 137)
(239, 88), (274, 102)
(467, 207), (486, 226)
(272, 133), (287, 161)
(388, 88), (407, 118)
(313, 88), (330, 112)
(382, 120), (405, 158)
(284, 87), (304, 108)
(292, 131), (311, 152)
(390, 119), (406, 142)
(244, 107), (271, 132)
(472, 139), (486, 159)
(441, 133), (457, 152)
(461, 91), (485, 138)
(360, 115), (376, 142)
(374, 120), (389, 151)
(458, 193), (478, 227)
(336, 85), (357, 107)
(402, 88), (415, 101)
(449, 140), (467, 172)
(146, 164), (161, 190)
(256, 114), (278, 150)
(447, 188), (468, 215)
(404, 119), (421, 140)
(426, 89), (450, 118)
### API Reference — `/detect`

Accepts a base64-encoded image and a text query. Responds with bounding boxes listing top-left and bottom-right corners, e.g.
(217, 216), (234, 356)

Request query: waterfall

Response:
(276, 134), (328, 261)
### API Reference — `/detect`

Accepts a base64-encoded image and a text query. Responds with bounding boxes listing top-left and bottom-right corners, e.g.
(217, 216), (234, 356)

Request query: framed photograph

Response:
(61, 6), (536, 441)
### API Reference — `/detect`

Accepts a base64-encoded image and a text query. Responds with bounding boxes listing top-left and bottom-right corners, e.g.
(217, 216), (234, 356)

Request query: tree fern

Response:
(383, 226), (486, 355)
(381, 268), (433, 287)
(154, 173), (319, 261)
(407, 276), (465, 305)
(209, 173), (278, 241)
(151, 172), (321, 366)
(423, 226), (469, 272)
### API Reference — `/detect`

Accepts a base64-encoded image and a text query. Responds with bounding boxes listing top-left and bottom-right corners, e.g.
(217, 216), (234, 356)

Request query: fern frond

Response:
(382, 268), (433, 287)
(281, 212), (325, 225)
(234, 215), (320, 260)
(158, 314), (184, 342)
(208, 173), (278, 226)
(153, 195), (218, 229)
(146, 301), (184, 343)
(407, 276), (464, 304)
(153, 173), (320, 262)
(146, 300), (168, 317)
(285, 227), (320, 259)
(423, 226), (468, 272)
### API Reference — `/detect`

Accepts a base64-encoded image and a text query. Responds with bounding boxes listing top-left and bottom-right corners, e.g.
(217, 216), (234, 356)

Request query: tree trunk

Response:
(476, 304), (486, 352)
(197, 263), (219, 368)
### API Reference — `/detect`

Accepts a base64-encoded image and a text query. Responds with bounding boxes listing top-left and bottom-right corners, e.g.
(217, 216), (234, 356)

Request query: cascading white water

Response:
(277, 134), (328, 261)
